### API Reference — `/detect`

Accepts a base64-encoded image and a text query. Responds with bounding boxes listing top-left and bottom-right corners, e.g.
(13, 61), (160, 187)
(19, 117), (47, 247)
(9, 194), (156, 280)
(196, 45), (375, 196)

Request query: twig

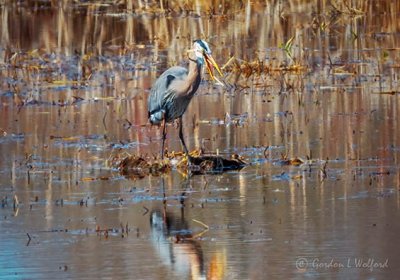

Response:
(221, 56), (236, 70)
(102, 111), (107, 130)
(192, 218), (209, 229)
(26, 233), (32, 246)
(192, 228), (209, 239)
(142, 206), (149, 216)
(13, 195), (19, 211)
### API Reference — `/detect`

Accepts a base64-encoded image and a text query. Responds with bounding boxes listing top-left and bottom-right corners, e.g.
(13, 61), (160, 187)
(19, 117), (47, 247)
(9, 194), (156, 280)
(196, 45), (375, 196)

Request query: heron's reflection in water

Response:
(150, 178), (206, 280)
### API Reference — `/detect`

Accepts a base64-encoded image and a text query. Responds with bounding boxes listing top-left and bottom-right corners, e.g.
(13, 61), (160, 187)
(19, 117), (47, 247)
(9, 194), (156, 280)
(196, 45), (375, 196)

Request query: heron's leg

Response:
(161, 118), (167, 159)
(161, 177), (167, 222)
(178, 116), (190, 156)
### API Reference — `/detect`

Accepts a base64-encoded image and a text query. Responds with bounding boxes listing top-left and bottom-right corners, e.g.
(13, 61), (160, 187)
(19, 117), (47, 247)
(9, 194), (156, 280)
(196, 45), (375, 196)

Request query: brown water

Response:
(1, 1), (400, 279)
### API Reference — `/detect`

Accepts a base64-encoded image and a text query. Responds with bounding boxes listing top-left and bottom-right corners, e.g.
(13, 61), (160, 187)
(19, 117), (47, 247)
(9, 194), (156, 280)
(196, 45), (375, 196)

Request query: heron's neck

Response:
(185, 56), (202, 95)
(187, 59), (202, 82)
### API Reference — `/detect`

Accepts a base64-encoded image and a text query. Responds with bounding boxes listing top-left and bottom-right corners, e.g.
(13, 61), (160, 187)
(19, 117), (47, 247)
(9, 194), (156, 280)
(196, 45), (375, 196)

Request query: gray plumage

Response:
(147, 40), (218, 160)
(147, 66), (200, 124)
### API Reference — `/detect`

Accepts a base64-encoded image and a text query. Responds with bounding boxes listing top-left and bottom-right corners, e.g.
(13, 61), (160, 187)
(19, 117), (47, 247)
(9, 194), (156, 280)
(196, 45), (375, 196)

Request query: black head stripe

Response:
(194, 39), (209, 52)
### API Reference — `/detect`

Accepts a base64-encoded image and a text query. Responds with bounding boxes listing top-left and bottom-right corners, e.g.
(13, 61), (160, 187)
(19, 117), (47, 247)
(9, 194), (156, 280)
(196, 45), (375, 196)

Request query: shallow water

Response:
(1, 1), (400, 279)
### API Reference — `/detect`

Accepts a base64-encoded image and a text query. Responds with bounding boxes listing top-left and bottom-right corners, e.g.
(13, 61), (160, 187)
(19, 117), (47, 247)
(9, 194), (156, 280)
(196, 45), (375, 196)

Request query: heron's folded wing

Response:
(148, 66), (188, 115)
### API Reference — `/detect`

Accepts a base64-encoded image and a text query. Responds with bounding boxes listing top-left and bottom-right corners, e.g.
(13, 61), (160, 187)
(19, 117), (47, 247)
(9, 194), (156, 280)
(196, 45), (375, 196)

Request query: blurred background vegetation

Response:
(0, 0), (399, 158)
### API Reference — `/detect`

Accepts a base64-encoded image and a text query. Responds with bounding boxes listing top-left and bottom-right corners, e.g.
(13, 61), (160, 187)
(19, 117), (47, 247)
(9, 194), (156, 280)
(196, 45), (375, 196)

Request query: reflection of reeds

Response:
(0, 0), (399, 165)
(1, 1), (399, 66)
(1, 0), (398, 93)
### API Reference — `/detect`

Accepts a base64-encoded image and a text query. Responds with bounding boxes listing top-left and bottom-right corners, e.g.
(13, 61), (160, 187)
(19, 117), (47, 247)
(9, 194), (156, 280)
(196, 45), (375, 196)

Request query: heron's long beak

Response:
(204, 53), (223, 81)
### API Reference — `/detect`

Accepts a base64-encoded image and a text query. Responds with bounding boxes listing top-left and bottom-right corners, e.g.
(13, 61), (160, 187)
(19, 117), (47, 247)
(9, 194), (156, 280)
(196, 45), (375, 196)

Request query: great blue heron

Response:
(148, 39), (222, 160)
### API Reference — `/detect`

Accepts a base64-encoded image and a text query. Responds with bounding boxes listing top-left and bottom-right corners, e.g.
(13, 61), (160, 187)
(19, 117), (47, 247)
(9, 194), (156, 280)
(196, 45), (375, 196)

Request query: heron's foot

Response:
(186, 155), (195, 176)
(186, 154), (196, 172)
(186, 150), (201, 170)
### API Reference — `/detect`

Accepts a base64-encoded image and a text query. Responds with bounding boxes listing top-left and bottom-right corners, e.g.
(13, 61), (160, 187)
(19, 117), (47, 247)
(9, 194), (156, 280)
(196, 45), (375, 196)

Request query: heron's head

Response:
(191, 39), (223, 81)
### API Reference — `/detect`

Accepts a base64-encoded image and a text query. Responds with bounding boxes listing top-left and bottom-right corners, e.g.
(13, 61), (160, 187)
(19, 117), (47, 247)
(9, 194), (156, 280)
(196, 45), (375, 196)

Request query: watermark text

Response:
(295, 257), (389, 272)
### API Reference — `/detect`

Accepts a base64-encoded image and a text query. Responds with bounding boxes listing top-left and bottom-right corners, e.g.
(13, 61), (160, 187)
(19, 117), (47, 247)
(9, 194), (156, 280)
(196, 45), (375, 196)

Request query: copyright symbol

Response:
(296, 258), (308, 270)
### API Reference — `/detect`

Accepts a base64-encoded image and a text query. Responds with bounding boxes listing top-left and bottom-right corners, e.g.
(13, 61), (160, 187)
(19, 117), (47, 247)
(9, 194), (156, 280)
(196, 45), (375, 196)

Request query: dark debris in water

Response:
(188, 154), (246, 175)
(276, 157), (304, 166)
(117, 155), (170, 179)
(109, 150), (247, 178)
(264, 147), (305, 166)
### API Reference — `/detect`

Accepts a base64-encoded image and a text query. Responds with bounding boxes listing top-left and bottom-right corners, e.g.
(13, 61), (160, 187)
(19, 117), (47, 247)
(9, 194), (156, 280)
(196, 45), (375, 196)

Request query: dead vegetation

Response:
(222, 56), (307, 78)
(1, 0), (399, 180)
(108, 150), (247, 178)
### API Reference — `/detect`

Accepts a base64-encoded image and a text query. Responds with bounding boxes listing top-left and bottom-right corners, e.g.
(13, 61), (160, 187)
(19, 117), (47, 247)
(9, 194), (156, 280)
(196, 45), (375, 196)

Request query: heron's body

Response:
(148, 63), (201, 124)
(147, 40), (222, 159)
